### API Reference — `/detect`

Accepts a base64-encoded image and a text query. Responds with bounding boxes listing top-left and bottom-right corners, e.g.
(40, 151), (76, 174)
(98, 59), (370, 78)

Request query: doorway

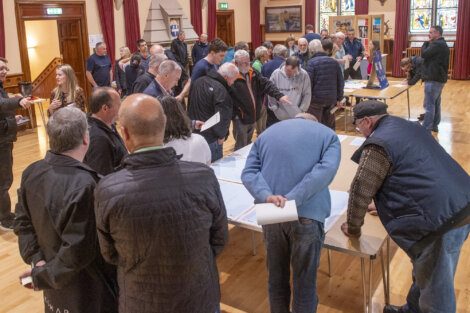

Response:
(15, 1), (90, 97)
(216, 10), (235, 47)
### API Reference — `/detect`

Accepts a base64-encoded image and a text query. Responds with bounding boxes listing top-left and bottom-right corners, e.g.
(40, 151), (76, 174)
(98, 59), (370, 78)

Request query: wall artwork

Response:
(265, 6), (302, 33)
(331, 16), (354, 34)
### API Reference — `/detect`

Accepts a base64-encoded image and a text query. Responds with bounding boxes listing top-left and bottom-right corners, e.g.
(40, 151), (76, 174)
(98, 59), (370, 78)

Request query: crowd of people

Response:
(0, 23), (468, 313)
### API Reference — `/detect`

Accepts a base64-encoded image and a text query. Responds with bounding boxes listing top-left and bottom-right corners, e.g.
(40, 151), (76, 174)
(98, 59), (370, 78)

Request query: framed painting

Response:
(265, 6), (302, 33)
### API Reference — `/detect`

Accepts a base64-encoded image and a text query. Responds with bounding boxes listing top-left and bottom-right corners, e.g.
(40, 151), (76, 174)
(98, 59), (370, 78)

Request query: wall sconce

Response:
(27, 36), (38, 49)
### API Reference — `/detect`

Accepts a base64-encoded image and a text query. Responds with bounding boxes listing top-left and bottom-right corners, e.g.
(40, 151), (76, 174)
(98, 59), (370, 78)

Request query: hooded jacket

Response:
(268, 65), (311, 120)
(231, 68), (284, 125)
(421, 37), (450, 83)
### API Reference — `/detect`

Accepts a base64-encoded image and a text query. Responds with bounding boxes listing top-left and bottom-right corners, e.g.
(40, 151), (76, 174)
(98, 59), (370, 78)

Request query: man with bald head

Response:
(94, 94), (228, 313)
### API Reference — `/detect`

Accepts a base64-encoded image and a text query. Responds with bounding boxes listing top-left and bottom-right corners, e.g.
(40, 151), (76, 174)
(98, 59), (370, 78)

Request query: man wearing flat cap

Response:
(341, 100), (470, 313)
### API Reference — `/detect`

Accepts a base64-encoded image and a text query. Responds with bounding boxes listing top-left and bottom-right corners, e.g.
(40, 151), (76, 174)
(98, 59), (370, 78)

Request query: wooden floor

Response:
(1, 80), (470, 313)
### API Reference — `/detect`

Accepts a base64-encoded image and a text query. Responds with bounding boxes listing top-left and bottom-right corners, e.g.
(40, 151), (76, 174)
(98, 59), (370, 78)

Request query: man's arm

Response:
(336, 63), (345, 101)
(342, 144), (390, 236)
(86, 71), (98, 88)
(14, 186), (45, 265)
(284, 135), (341, 207)
(0, 97), (21, 113)
(30, 184), (99, 290)
(241, 141), (274, 203)
(258, 75), (284, 100)
(299, 72), (312, 112)
(211, 89), (232, 140)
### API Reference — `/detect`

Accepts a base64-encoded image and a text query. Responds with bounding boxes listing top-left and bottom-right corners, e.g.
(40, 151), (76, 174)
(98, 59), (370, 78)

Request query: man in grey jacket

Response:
(268, 57), (311, 124)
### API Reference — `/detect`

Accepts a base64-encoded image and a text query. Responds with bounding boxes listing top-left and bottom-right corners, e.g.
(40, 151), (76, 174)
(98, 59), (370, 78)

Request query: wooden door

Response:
(216, 11), (235, 47)
(57, 19), (87, 95)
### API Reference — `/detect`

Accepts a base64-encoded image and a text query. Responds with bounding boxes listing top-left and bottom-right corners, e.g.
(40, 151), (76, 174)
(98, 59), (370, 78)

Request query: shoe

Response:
(383, 304), (405, 313)
(417, 113), (425, 121)
(432, 127), (439, 133)
(0, 212), (16, 231)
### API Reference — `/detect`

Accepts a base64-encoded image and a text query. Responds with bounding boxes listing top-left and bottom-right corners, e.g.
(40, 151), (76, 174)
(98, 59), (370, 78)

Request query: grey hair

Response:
(47, 107), (88, 154)
(309, 39), (323, 54)
(335, 32), (346, 39)
(149, 53), (168, 70)
(295, 112), (318, 122)
(234, 49), (250, 61)
(218, 62), (239, 79)
(158, 60), (181, 76)
(298, 38), (308, 45)
(254, 46), (268, 60)
(273, 44), (288, 58)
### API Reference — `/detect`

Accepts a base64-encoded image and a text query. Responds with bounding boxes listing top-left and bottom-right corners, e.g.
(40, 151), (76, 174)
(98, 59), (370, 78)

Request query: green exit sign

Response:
(218, 3), (229, 10)
(46, 8), (63, 15)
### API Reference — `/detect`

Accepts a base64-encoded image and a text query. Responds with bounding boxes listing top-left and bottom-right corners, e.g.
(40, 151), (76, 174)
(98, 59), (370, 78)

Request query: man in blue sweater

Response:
(242, 114), (341, 313)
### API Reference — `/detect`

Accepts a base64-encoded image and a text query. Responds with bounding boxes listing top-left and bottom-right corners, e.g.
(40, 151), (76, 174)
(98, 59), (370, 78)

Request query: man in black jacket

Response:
(84, 87), (127, 175)
(188, 62), (239, 162)
(0, 57), (32, 231)
(306, 39), (344, 130)
(421, 25), (450, 133)
(232, 49), (290, 150)
(14, 107), (117, 313)
(171, 31), (188, 70)
(94, 94), (228, 313)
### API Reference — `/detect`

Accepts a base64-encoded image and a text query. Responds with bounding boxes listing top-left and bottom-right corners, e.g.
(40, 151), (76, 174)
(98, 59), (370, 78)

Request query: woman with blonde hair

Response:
(48, 64), (85, 115)
(115, 46), (132, 96)
(285, 35), (298, 57)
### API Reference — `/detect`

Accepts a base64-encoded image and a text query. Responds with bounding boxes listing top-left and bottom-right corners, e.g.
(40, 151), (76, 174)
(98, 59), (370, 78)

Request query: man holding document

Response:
(241, 113), (341, 313)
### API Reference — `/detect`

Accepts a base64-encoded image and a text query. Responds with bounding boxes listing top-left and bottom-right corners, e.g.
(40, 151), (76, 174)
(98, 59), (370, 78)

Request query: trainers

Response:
(417, 113), (425, 121)
(432, 127), (439, 133)
(0, 212), (16, 231)
(383, 305), (406, 313)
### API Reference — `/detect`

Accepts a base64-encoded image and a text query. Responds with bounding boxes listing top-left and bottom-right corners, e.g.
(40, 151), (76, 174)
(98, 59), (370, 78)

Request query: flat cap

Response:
(353, 100), (388, 123)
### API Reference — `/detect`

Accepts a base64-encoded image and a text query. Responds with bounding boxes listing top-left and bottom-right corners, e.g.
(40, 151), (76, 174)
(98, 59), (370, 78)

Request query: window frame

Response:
(409, 0), (458, 35)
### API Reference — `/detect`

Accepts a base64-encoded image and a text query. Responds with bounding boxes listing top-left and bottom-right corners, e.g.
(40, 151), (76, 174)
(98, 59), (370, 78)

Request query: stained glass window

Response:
(410, 0), (458, 33)
(319, 0), (355, 31)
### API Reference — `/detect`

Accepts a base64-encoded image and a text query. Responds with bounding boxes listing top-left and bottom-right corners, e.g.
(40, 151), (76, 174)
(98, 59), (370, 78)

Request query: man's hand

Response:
(19, 260), (45, 290)
(194, 120), (204, 130)
(19, 98), (33, 109)
(266, 195), (287, 208)
(341, 222), (361, 237)
(356, 56), (363, 62)
(279, 95), (292, 105)
(367, 202), (378, 216)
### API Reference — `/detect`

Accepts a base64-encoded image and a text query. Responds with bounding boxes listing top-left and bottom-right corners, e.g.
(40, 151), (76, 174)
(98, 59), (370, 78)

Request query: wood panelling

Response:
(32, 57), (62, 100)
(15, 1), (90, 97)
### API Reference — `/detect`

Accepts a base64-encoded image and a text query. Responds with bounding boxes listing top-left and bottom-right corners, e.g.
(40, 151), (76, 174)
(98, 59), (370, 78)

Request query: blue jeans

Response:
(402, 224), (470, 313)
(422, 81), (445, 131)
(208, 140), (223, 162)
(262, 219), (324, 313)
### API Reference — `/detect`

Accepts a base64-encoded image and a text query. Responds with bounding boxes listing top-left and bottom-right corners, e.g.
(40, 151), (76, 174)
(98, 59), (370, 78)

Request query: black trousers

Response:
(0, 142), (13, 220)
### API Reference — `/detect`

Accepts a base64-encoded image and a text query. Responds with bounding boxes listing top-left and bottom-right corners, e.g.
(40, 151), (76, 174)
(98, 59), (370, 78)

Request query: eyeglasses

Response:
(353, 117), (365, 126)
(0, 66), (9, 72)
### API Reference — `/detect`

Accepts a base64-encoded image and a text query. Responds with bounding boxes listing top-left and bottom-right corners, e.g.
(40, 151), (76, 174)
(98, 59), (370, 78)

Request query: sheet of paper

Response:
(344, 88), (355, 93)
(353, 61), (361, 71)
(350, 137), (366, 147)
(211, 156), (246, 183)
(201, 112), (220, 132)
(218, 180), (255, 220)
(344, 59), (350, 70)
(324, 190), (349, 232)
(21, 276), (33, 286)
(337, 134), (348, 142)
(256, 200), (298, 225)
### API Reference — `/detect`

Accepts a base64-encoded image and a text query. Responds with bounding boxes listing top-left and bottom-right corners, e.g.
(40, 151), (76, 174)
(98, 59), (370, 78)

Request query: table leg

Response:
(380, 248), (389, 305)
(251, 231), (257, 256)
(387, 237), (391, 302)
(37, 101), (47, 127)
(407, 89), (411, 120)
(327, 249), (332, 277)
(361, 258), (367, 313)
(368, 258), (373, 313)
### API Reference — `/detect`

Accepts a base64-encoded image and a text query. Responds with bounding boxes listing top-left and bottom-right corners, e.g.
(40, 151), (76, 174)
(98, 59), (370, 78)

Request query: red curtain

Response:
(0, 0), (5, 58)
(355, 0), (369, 15)
(305, 0), (316, 28)
(190, 0), (203, 36)
(207, 0), (216, 40)
(392, 0), (410, 77)
(96, 0), (115, 64)
(453, 0), (470, 79)
(123, 0), (140, 52)
(250, 0), (261, 48)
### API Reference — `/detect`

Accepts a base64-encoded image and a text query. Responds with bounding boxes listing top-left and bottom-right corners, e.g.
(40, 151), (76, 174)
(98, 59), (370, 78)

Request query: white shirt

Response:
(165, 134), (211, 165)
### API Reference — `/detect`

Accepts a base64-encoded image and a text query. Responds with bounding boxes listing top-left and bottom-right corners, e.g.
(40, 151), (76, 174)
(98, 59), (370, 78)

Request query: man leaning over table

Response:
(242, 113), (340, 313)
(341, 100), (470, 313)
